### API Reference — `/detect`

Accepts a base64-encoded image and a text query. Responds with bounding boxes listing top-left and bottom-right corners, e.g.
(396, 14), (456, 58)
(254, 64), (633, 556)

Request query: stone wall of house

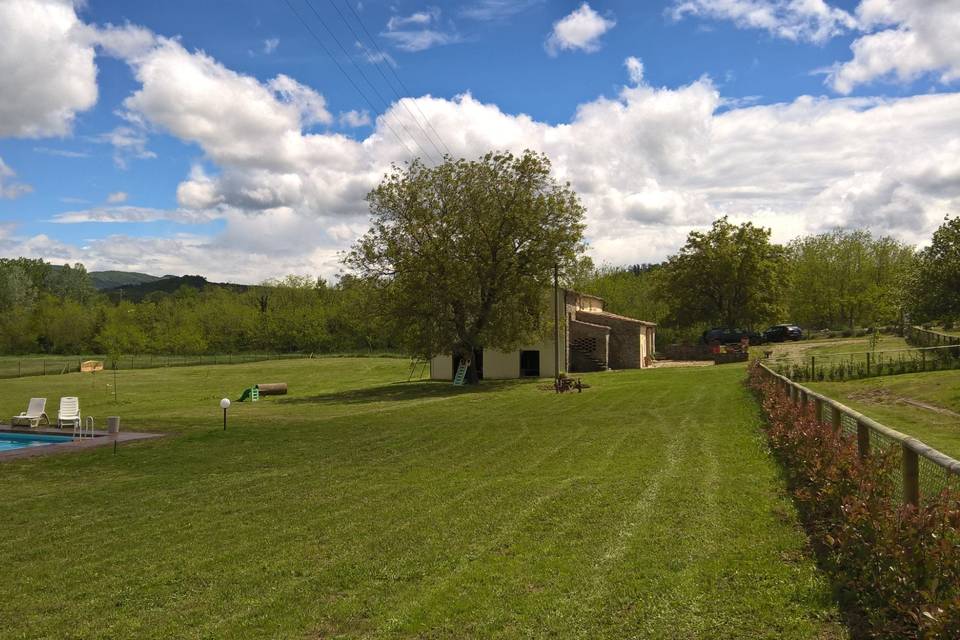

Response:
(576, 311), (643, 369)
(569, 319), (610, 372)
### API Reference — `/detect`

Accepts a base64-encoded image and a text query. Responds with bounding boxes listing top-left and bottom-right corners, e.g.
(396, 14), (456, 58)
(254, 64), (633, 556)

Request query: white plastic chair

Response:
(11, 398), (49, 428)
(57, 397), (81, 430)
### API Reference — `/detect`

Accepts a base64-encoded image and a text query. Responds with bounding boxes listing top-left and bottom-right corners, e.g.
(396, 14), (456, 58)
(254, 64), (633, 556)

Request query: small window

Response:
(519, 350), (540, 377)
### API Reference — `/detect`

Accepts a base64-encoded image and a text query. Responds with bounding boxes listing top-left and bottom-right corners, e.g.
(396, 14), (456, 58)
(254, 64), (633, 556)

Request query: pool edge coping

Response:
(0, 425), (165, 462)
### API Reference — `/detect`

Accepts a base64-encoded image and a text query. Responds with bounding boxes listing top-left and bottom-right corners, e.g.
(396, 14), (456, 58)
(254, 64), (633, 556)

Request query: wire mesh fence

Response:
(0, 353), (313, 380)
(761, 363), (960, 507)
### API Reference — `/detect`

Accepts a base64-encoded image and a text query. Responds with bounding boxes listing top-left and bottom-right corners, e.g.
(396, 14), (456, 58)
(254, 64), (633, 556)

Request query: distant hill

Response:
(103, 274), (249, 302)
(90, 270), (162, 290)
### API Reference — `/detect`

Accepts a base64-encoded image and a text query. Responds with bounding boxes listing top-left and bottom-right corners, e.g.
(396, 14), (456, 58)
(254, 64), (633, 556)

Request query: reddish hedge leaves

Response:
(749, 364), (960, 639)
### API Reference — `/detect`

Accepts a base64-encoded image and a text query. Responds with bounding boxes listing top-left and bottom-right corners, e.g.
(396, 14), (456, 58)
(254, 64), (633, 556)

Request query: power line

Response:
(281, 0), (419, 159)
(341, 0), (453, 157)
(329, 0), (453, 158)
(300, 0), (439, 163)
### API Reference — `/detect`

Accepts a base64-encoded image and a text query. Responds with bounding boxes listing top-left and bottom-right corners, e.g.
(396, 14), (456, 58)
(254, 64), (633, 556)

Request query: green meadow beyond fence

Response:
(768, 342), (960, 382)
(758, 362), (960, 506)
(0, 353), (313, 380)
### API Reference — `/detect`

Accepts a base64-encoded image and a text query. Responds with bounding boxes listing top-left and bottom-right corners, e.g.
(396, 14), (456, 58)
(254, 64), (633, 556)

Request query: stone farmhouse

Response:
(430, 290), (656, 380)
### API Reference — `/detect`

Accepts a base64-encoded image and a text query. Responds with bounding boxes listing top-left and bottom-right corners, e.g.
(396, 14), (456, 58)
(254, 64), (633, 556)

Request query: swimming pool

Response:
(0, 432), (74, 452)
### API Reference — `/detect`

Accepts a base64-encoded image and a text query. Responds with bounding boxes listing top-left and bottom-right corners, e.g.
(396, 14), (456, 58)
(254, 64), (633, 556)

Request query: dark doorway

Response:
(453, 349), (484, 380)
(519, 350), (540, 377)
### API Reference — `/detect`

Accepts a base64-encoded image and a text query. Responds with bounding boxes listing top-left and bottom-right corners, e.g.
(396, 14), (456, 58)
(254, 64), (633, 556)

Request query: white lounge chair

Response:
(57, 397), (81, 430)
(11, 398), (49, 428)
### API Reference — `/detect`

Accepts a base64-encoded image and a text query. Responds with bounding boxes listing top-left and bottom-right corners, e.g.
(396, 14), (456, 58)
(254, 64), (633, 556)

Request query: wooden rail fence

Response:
(757, 362), (960, 507)
(905, 325), (960, 348)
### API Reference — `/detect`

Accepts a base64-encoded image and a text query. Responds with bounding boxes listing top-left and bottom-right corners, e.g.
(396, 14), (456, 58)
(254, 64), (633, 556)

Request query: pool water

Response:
(0, 432), (74, 452)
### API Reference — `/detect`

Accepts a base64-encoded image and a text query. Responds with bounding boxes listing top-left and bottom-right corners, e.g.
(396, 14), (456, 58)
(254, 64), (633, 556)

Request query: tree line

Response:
(0, 258), (394, 356)
(574, 217), (956, 344)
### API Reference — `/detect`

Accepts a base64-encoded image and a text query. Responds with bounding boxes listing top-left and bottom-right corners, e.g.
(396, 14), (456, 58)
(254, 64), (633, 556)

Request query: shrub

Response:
(749, 364), (960, 638)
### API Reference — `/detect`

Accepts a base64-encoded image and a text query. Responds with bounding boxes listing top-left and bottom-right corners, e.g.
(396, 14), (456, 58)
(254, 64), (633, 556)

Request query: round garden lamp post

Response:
(220, 398), (230, 431)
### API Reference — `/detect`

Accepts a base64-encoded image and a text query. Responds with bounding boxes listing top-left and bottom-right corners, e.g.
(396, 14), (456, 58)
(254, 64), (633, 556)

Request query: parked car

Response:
(763, 324), (803, 342)
(700, 327), (763, 345)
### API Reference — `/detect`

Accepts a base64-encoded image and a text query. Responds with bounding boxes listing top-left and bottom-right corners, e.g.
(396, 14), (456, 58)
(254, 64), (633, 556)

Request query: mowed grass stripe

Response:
(0, 360), (843, 639)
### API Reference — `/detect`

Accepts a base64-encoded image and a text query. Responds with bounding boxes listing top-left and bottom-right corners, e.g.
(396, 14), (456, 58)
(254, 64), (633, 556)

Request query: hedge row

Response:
(748, 364), (960, 638)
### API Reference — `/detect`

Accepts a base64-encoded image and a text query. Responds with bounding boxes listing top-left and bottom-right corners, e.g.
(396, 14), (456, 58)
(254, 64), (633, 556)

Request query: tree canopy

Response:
(346, 151), (586, 379)
(658, 217), (788, 329)
(906, 216), (960, 324)
(787, 230), (914, 329)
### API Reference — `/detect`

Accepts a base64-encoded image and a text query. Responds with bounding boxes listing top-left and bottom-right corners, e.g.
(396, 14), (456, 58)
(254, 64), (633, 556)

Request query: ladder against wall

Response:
(453, 361), (468, 386)
(407, 358), (428, 381)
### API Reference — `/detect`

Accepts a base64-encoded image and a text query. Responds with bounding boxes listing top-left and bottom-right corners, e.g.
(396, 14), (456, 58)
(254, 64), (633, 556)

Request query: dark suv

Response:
(700, 327), (763, 345)
(763, 324), (803, 342)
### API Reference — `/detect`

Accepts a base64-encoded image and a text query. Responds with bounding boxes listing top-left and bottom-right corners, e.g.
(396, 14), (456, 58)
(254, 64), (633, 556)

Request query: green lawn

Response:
(0, 359), (844, 639)
(809, 369), (960, 459)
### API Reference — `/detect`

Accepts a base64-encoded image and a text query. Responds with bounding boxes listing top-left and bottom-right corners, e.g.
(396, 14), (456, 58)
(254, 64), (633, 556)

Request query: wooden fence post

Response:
(831, 405), (842, 433)
(815, 397), (824, 423)
(856, 419), (870, 458)
(866, 351), (871, 375)
(902, 444), (920, 507)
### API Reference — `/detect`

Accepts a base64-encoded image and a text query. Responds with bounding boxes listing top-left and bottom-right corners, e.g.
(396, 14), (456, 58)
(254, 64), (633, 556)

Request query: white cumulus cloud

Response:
(0, 0), (98, 137)
(829, 0), (960, 93)
(546, 3), (616, 56)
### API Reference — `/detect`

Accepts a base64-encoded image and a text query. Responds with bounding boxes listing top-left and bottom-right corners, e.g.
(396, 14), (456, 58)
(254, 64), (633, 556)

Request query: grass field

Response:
(0, 359), (845, 639)
(760, 334), (910, 364)
(809, 369), (960, 459)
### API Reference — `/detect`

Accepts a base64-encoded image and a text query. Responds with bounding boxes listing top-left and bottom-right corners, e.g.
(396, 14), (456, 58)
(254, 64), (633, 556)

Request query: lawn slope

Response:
(0, 360), (843, 639)
(809, 369), (960, 459)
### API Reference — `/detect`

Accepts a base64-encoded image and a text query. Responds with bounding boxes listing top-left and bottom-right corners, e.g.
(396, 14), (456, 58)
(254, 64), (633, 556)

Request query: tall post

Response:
(856, 419), (870, 458)
(902, 444), (919, 507)
(554, 263), (560, 382)
(831, 405), (842, 433)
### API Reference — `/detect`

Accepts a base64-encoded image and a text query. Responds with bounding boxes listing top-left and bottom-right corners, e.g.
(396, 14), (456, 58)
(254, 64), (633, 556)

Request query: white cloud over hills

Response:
(1, 0), (960, 283)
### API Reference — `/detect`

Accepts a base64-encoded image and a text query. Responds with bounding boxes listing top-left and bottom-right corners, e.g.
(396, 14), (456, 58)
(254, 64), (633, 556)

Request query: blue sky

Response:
(1, 0), (958, 281)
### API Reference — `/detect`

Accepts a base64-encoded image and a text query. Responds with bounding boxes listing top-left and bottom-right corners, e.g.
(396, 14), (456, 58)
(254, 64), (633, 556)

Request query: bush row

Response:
(748, 364), (960, 638)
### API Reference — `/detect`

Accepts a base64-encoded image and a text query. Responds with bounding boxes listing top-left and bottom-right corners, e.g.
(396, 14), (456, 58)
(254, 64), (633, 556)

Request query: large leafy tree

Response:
(906, 216), (960, 324)
(346, 151), (586, 382)
(660, 217), (788, 329)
